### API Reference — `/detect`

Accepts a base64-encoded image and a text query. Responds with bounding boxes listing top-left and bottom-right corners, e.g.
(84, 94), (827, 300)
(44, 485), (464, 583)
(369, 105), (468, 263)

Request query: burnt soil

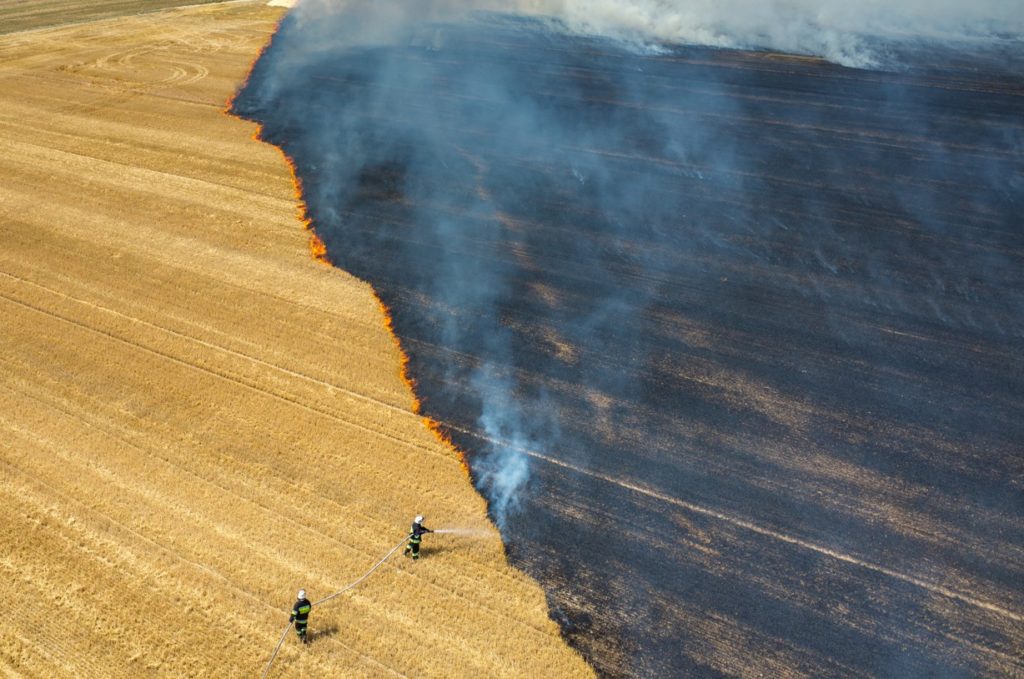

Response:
(233, 16), (1024, 677)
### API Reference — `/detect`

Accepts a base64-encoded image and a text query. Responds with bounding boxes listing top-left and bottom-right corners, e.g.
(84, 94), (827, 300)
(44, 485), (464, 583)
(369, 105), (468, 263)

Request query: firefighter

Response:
(290, 589), (312, 644)
(403, 515), (433, 560)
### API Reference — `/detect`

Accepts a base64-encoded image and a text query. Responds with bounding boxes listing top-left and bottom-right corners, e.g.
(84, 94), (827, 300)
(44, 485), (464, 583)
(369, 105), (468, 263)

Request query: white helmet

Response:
(414, 515), (424, 524)
(297, 589), (306, 600)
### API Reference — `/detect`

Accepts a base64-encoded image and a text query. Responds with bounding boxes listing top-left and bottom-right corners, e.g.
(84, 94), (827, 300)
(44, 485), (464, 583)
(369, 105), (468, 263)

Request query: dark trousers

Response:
(405, 538), (422, 558)
(295, 620), (308, 639)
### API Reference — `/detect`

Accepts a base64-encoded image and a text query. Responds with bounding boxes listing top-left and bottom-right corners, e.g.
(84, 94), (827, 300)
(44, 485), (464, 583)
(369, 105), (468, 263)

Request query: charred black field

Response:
(233, 11), (1024, 678)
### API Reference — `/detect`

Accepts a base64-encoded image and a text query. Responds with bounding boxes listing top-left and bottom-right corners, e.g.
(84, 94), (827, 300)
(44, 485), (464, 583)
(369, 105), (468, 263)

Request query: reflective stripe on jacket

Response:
(290, 599), (312, 623)
(411, 522), (430, 538)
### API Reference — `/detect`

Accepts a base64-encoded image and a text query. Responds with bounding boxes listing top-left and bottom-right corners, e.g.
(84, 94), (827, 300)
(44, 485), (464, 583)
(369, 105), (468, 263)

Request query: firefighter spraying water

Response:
(404, 515), (433, 560)
(263, 516), (493, 676)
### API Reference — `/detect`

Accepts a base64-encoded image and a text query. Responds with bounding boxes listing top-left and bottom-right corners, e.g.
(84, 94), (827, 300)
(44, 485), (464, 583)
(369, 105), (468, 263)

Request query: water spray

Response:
(433, 527), (493, 538)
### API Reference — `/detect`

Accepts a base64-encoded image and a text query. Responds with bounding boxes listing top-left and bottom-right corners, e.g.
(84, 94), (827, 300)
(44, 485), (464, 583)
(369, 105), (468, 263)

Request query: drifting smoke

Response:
(286, 0), (1024, 67)
(538, 0), (1024, 67)
(235, 2), (1023, 674)
(471, 365), (535, 524)
(242, 0), (1023, 533)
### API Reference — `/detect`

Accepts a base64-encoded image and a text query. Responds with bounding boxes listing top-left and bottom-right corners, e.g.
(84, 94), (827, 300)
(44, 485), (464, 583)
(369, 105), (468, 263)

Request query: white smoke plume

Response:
(287, 0), (1023, 67)
(471, 364), (536, 530)
(528, 0), (1024, 66)
(253, 0), (1021, 534)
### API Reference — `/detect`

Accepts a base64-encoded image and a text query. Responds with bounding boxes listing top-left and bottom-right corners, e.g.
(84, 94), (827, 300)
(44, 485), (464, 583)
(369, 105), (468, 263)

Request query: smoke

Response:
(237, 0), (1023, 540)
(533, 0), (1024, 66)
(286, 0), (1024, 67)
(471, 365), (533, 526)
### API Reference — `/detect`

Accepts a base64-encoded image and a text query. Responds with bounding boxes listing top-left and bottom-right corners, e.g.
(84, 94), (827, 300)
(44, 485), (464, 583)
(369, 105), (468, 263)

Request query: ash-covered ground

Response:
(233, 12), (1024, 677)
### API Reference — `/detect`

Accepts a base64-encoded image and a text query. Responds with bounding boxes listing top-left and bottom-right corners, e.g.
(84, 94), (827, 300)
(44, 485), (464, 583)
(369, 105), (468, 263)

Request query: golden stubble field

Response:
(0, 2), (593, 676)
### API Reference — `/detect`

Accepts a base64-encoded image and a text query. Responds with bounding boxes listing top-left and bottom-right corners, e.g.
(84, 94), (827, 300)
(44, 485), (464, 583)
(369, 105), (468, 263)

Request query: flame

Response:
(247, 123), (331, 266)
(377, 298), (472, 478)
(222, 12), (330, 267)
(308, 232), (329, 264)
(223, 14), (470, 478)
(424, 416), (472, 478)
(375, 296), (420, 414)
(223, 8), (285, 113)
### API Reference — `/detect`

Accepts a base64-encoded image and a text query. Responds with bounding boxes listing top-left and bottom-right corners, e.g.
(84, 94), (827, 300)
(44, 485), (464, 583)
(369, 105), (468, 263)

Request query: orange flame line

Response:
(374, 296), (421, 414)
(221, 12), (332, 266)
(222, 13), (469, 477)
(223, 9), (283, 113)
(423, 416), (472, 477)
(376, 297), (472, 477)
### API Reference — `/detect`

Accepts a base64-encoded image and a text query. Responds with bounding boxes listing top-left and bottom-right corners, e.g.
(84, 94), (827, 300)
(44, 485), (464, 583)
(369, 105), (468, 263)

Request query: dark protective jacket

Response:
(290, 598), (312, 623)
(410, 521), (432, 542)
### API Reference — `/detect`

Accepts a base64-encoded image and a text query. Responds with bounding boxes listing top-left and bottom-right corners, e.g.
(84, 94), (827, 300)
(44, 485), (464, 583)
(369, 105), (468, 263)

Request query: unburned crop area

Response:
(0, 2), (592, 677)
(0, 0), (228, 34)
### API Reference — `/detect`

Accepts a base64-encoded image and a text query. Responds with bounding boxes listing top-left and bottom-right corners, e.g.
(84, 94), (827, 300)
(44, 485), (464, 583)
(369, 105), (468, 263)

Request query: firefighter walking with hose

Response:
(290, 589), (312, 644)
(403, 515), (433, 560)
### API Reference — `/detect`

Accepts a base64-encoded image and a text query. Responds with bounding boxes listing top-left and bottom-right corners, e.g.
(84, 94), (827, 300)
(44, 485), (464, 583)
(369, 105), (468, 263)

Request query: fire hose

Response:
(260, 535), (410, 679)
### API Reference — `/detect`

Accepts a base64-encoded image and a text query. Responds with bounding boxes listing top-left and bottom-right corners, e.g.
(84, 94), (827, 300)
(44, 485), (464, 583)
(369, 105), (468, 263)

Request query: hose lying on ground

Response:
(261, 622), (293, 679)
(260, 535), (410, 679)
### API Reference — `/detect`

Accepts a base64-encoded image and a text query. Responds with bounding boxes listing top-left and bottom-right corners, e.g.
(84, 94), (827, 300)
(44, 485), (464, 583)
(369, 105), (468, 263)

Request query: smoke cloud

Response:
(541, 0), (1023, 66)
(235, 2), (1023, 673)
(286, 0), (1023, 67)
(240, 0), (1022, 534)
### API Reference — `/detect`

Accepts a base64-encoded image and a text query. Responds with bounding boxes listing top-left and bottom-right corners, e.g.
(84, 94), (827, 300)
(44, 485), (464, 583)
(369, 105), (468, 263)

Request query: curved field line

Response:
(446, 417), (1024, 625)
(3, 271), (1018, 625)
(0, 404), (408, 677)
(0, 377), (551, 636)
(0, 453), (277, 616)
(0, 270), (414, 419)
(0, 380), (387, 565)
(0, 286), (437, 458)
(0, 278), (552, 632)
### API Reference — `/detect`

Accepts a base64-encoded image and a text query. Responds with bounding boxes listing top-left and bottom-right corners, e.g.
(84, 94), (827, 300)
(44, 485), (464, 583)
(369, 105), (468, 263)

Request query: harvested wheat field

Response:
(0, 2), (593, 676)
